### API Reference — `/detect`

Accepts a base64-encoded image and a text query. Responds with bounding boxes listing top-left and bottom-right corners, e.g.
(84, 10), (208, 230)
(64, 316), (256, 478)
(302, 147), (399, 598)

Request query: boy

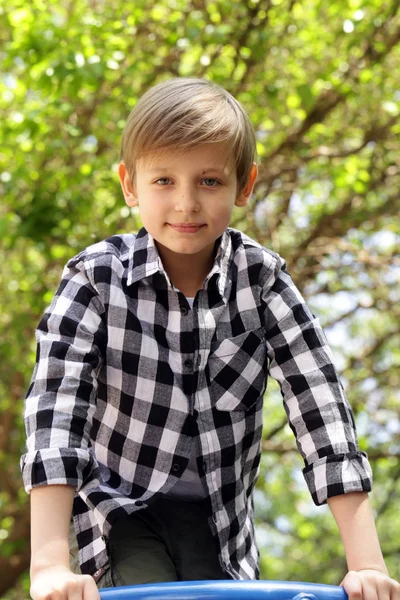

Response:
(21, 78), (399, 600)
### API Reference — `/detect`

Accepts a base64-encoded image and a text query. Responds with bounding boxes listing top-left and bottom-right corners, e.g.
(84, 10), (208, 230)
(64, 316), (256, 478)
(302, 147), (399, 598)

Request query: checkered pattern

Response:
(20, 227), (372, 580)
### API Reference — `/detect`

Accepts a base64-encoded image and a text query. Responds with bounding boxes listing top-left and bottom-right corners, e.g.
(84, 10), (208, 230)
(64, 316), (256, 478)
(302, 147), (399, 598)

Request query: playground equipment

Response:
(99, 580), (348, 600)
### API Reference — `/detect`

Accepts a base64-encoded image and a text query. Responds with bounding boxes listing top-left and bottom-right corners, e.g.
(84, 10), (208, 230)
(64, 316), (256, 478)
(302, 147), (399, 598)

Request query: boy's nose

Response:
(174, 190), (200, 213)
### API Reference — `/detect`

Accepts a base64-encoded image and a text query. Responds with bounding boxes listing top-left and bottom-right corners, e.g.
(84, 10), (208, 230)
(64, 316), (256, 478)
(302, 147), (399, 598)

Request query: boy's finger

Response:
(342, 571), (363, 600)
(67, 579), (85, 600)
(390, 579), (400, 600)
(82, 575), (101, 600)
(376, 576), (394, 600)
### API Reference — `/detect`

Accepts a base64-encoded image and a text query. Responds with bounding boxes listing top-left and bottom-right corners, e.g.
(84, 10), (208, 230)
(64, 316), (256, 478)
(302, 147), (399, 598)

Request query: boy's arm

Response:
(327, 492), (386, 574)
(20, 258), (106, 597)
(262, 256), (372, 505)
(261, 257), (399, 596)
(30, 484), (75, 576)
(20, 257), (106, 494)
(327, 492), (400, 600)
(29, 484), (100, 600)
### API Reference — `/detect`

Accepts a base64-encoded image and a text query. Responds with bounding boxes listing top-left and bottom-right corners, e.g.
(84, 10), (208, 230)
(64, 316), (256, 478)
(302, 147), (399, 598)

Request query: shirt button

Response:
(184, 359), (193, 369)
(93, 568), (103, 579)
(135, 500), (144, 506)
(180, 306), (188, 316)
(172, 463), (180, 472)
(203, 461), (207, 473)
(212, 514), (218, 523)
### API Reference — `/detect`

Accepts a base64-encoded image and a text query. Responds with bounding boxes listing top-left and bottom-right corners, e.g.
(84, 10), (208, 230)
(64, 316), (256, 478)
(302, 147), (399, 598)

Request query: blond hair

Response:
(120, 77), (257, 193)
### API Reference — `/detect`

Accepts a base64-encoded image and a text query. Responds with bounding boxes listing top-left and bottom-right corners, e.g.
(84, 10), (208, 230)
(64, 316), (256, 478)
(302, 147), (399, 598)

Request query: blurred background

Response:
(1, 0), (399, 597)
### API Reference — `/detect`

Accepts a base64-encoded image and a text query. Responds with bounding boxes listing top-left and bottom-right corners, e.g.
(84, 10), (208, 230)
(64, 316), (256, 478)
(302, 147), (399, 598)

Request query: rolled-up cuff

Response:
(303, 451), (373, 506)
(20, 447), (97, 493)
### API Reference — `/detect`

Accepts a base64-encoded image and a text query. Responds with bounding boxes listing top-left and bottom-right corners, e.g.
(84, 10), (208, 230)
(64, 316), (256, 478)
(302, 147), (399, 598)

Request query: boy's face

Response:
(118, 142), (257, 271)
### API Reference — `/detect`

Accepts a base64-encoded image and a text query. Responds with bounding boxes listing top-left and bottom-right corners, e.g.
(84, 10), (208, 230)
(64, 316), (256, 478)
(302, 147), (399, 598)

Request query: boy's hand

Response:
(30, 565), (100, 600)
(341, 569), (400, 600)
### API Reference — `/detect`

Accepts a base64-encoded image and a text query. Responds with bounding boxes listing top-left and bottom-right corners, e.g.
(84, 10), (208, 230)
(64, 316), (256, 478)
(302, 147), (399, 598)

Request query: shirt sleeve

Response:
(19, 256), (107, 493)
(262, 255), (373, 505)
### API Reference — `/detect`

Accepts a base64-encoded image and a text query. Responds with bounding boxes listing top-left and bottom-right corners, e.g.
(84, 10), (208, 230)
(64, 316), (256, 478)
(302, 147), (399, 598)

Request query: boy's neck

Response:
(155, 242), (216, 297)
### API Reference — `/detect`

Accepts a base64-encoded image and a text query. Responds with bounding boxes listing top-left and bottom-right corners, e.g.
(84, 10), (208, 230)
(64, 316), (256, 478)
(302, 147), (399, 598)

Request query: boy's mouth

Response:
(168, 223), (206, 233)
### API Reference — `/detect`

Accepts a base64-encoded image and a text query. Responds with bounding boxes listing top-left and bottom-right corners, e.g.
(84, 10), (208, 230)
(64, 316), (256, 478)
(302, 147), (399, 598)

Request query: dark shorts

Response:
(69, 496), (229, 588)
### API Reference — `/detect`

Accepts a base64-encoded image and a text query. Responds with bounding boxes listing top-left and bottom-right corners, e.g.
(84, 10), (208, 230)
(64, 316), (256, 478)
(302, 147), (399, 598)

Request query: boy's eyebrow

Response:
(145, 166), (230, 174)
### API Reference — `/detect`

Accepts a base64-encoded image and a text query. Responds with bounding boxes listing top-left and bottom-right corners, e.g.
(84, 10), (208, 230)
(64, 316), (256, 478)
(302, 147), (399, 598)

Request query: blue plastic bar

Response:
(100, 580), (348, 600)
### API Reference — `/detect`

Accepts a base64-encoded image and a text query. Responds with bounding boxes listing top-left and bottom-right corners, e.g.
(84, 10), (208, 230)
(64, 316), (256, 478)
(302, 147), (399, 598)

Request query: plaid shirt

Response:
(20, 227), (372, 580)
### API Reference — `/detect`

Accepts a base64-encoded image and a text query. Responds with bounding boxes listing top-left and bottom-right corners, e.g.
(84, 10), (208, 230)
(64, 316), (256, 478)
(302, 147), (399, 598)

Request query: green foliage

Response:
(1, 0), (399, 596)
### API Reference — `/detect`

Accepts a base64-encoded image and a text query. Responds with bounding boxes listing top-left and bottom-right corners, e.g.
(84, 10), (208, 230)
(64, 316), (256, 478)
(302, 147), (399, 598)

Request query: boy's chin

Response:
(156, 239), (216, 257)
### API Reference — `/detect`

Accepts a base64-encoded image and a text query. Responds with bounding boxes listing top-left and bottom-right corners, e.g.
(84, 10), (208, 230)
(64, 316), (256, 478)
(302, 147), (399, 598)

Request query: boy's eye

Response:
(203, 178), (220, 187)
(154, 178), (221, 187)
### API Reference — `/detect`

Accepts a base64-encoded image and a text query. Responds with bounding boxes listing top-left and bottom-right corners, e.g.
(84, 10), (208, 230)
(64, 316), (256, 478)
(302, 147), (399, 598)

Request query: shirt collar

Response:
(126, 227), (233, 300)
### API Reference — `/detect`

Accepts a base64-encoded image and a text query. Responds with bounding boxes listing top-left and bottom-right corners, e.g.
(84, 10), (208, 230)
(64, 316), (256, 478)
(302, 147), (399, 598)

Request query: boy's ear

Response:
(118, 162), (138, 207)
(235, 162), (258, 207)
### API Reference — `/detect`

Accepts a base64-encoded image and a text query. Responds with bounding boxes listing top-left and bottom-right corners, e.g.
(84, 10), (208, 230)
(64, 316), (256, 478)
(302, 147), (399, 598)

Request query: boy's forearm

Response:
(327, 491), (388, 574)
(30, 484), (76, 576)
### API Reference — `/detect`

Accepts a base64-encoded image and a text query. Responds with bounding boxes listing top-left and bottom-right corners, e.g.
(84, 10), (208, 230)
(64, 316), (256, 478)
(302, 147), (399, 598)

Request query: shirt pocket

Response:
(208, 328), (267, 412)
